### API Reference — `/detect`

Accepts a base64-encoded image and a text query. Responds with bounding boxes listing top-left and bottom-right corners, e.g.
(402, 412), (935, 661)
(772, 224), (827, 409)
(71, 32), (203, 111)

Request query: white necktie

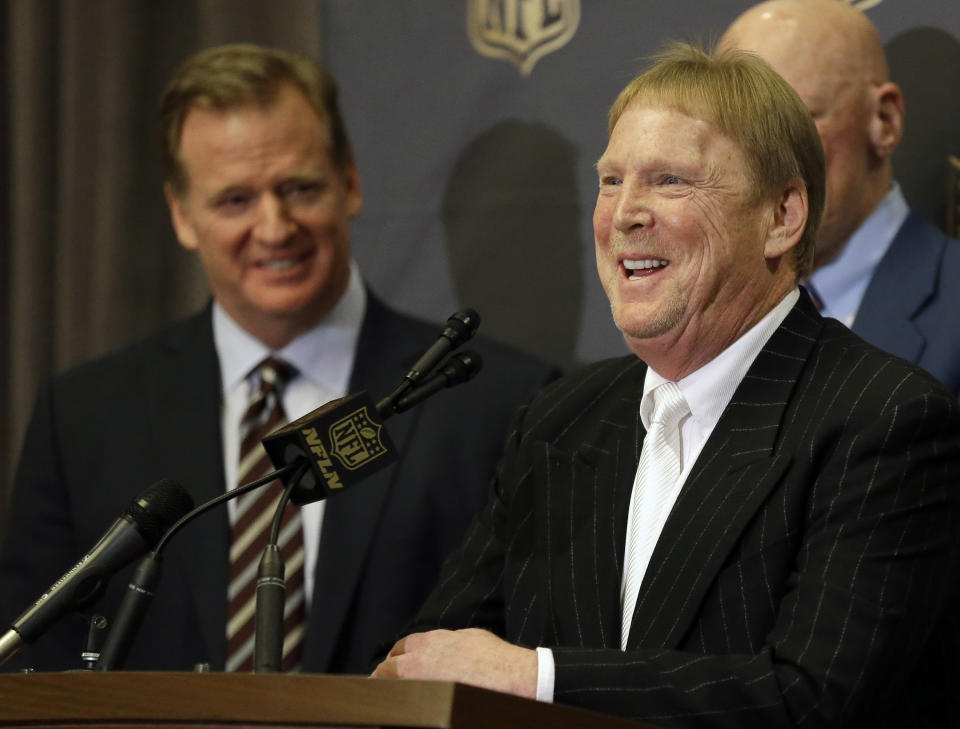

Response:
(620, 381), (689, 649)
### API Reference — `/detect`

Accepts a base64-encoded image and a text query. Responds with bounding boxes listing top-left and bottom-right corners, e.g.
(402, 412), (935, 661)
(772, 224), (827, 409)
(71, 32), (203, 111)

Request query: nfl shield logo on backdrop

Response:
(467, 0), (580, 76)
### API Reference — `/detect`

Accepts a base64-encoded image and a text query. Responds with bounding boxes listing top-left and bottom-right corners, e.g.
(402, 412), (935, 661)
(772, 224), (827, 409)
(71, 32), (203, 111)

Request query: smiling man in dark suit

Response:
(0, 44), (555, 674)
(373, 43), (960, 728)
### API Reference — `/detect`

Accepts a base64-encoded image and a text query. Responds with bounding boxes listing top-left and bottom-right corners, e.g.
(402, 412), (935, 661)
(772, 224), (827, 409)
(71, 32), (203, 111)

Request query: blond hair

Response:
(609, 43), (825, 278)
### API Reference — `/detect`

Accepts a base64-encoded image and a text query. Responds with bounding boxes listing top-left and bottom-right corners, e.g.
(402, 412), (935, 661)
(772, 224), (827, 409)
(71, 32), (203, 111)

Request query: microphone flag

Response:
(262, 391), (398, 505)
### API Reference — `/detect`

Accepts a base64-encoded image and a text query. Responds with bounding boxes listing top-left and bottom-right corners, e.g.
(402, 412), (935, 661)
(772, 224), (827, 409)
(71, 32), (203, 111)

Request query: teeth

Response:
(624, 258), (668, 281)
(262, 259), (296, 270)
(623, 259), (668, 270)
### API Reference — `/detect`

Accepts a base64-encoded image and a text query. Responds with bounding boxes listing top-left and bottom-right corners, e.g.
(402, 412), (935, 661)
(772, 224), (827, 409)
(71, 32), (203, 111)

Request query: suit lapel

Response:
(853, 211), (942, 362)
(627, 296), (824, 649)
(535, 358), (646, 649)
(146, 308), (229, 667)
(302, 293), (420, 671)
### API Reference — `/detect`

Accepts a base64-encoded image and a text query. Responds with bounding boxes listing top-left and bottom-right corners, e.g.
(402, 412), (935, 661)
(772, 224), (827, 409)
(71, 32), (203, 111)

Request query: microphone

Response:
(0, 478), (193, 668)
(96, 465), (299, 671)
(99, 311), (483, 669)
(376, 309), (480, 415)
(252, 463), (309, 673)
(403, 309), (480, 385)
(393, 351), (483, 414)
(262, 309), (482, 506)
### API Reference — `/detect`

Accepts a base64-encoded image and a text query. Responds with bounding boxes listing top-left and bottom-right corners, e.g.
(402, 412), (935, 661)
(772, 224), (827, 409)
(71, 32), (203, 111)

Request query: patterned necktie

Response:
(620, 381), (690, 649)
(226, 357), (306, 672)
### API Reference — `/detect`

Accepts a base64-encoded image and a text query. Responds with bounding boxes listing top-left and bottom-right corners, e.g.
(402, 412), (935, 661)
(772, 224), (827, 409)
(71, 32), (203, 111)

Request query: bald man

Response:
(722, 0), (960, 396)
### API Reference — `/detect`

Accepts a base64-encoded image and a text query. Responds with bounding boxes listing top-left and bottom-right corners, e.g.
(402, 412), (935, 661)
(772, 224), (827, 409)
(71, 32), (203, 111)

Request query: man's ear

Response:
(764, 180), (807, 261)
(164, 184), (199, 251)
(869, 81), (904, 160)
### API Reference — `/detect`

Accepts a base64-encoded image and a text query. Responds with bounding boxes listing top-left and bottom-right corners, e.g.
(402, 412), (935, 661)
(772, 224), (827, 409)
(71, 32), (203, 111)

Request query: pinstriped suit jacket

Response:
(410, 293), (960, 728)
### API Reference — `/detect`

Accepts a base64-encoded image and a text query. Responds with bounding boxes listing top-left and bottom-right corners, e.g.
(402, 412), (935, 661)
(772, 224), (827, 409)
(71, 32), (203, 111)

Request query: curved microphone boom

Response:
(96, 463), (301, 671)
(0, 478), (193, 668)
(94, 309), (487, 670)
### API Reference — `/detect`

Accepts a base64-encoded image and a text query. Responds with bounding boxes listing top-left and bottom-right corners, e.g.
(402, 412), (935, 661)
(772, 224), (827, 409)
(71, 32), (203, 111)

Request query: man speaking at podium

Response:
(375, 44), (960, 727)
(0, 44), (555, 674)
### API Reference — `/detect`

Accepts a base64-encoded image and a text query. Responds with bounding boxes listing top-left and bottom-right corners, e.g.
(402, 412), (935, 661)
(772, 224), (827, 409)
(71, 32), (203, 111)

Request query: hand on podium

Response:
(372, 628), (537, 700)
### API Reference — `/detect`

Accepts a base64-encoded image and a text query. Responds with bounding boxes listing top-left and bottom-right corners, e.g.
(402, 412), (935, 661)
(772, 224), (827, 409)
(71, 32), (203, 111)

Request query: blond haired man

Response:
(374, 44), (960, 728)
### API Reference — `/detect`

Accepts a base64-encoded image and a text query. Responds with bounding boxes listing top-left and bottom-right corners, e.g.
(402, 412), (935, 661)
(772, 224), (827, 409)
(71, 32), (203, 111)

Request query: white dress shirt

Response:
(536, 288), (800, 702)
(807, 183), (909, 327)
(214, 260), (366, 607)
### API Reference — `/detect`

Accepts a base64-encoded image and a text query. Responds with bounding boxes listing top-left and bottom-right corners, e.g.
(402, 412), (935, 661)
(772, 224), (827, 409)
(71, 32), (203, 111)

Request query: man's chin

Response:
(613, 304), (684, 344)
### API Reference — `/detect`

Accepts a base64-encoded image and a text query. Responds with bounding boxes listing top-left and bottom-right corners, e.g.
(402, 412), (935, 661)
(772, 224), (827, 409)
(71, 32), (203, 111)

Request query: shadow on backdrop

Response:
(888, 27), (960, 230)
(443, 120), (583, 370)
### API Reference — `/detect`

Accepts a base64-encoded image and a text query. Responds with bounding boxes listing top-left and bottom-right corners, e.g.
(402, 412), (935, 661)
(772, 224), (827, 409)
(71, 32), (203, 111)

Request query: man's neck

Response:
(629, 282), (797, 382)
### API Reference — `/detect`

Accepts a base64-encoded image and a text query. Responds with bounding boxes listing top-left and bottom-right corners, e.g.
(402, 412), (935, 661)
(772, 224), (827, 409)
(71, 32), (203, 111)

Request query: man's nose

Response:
(253, 194), (296, 244)
(612, 181), (653, 232)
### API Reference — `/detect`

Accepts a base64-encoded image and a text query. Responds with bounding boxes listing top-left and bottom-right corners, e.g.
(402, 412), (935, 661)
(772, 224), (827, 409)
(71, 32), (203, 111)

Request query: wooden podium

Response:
(0, 672), (658, 728)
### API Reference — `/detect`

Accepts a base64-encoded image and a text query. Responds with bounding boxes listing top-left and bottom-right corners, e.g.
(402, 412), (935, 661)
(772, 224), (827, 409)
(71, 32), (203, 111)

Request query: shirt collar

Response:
(214, 259), (366, 396)
(641, 288), (799, 429)
(807, 183), (908, 325)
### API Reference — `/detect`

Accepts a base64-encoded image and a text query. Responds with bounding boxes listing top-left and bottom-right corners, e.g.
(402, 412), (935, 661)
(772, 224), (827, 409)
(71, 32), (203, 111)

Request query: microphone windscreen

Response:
(444, 309), (481, 344)
(444, 351), (483, 384)
(125, 479), (194, 546)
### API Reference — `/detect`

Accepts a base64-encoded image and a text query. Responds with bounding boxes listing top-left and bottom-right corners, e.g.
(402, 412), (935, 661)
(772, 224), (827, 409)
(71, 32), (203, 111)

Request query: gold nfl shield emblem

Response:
(328, 407), (388, 471)
(467, 0), (580, 76)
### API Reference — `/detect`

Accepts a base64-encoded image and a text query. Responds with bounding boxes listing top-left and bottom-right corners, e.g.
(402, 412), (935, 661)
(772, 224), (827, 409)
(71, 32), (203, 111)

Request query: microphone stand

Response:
(96, 462), (303, 671)
(97, 311), (484, 672)
(253, 459), (309, 673)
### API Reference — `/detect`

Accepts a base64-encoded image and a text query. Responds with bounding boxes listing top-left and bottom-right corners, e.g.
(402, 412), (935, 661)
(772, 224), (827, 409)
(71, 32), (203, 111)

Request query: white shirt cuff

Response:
(535, 647), (555, 703)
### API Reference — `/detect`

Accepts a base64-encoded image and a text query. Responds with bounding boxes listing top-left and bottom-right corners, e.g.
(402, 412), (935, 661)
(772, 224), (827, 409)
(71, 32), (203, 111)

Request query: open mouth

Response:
(622, 258), (669, 280)
(256, 251), (312, 271)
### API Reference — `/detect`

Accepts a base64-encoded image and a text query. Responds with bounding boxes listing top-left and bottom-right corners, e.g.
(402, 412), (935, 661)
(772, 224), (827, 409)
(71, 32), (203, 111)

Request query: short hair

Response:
(159, 43), (351, 196)
(608, 42), (825, 279)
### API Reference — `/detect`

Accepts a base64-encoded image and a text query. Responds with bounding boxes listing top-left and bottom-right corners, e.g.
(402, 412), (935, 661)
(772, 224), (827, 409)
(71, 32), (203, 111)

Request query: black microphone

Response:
(253, 462), (309, 674)
(393, 351), (483, 414)
(376, 309), (481, 414)
(0, 478), (193, 668)
(262, 309), (482, 506)
(96, 465), (299, 671)
(403, 309), (480, 384)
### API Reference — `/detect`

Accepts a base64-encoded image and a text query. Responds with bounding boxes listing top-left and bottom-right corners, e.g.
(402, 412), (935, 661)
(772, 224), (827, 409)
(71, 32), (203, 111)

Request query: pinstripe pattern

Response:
(410, 294), (960, 728)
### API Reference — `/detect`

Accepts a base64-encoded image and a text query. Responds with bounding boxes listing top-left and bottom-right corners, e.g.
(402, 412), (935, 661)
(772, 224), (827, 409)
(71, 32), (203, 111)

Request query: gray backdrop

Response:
(2, 0), (959, 520)
(329, 1), (960, 369)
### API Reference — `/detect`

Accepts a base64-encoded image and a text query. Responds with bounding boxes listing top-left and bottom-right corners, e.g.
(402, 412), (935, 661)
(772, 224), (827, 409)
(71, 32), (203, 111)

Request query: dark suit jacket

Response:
(409, 293), (960, 728)
(0, 293), (557, 674)
(854, 210), (960, 396)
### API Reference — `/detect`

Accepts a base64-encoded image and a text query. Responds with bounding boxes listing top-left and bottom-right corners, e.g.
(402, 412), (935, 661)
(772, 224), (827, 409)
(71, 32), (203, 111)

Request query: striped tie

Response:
(226, 357), (306, 672)
(620, 381), (689, 649)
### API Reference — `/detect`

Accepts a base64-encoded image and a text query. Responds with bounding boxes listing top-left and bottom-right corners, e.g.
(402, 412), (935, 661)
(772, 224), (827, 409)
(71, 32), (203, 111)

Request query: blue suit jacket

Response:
(854, 210), (960, 395)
